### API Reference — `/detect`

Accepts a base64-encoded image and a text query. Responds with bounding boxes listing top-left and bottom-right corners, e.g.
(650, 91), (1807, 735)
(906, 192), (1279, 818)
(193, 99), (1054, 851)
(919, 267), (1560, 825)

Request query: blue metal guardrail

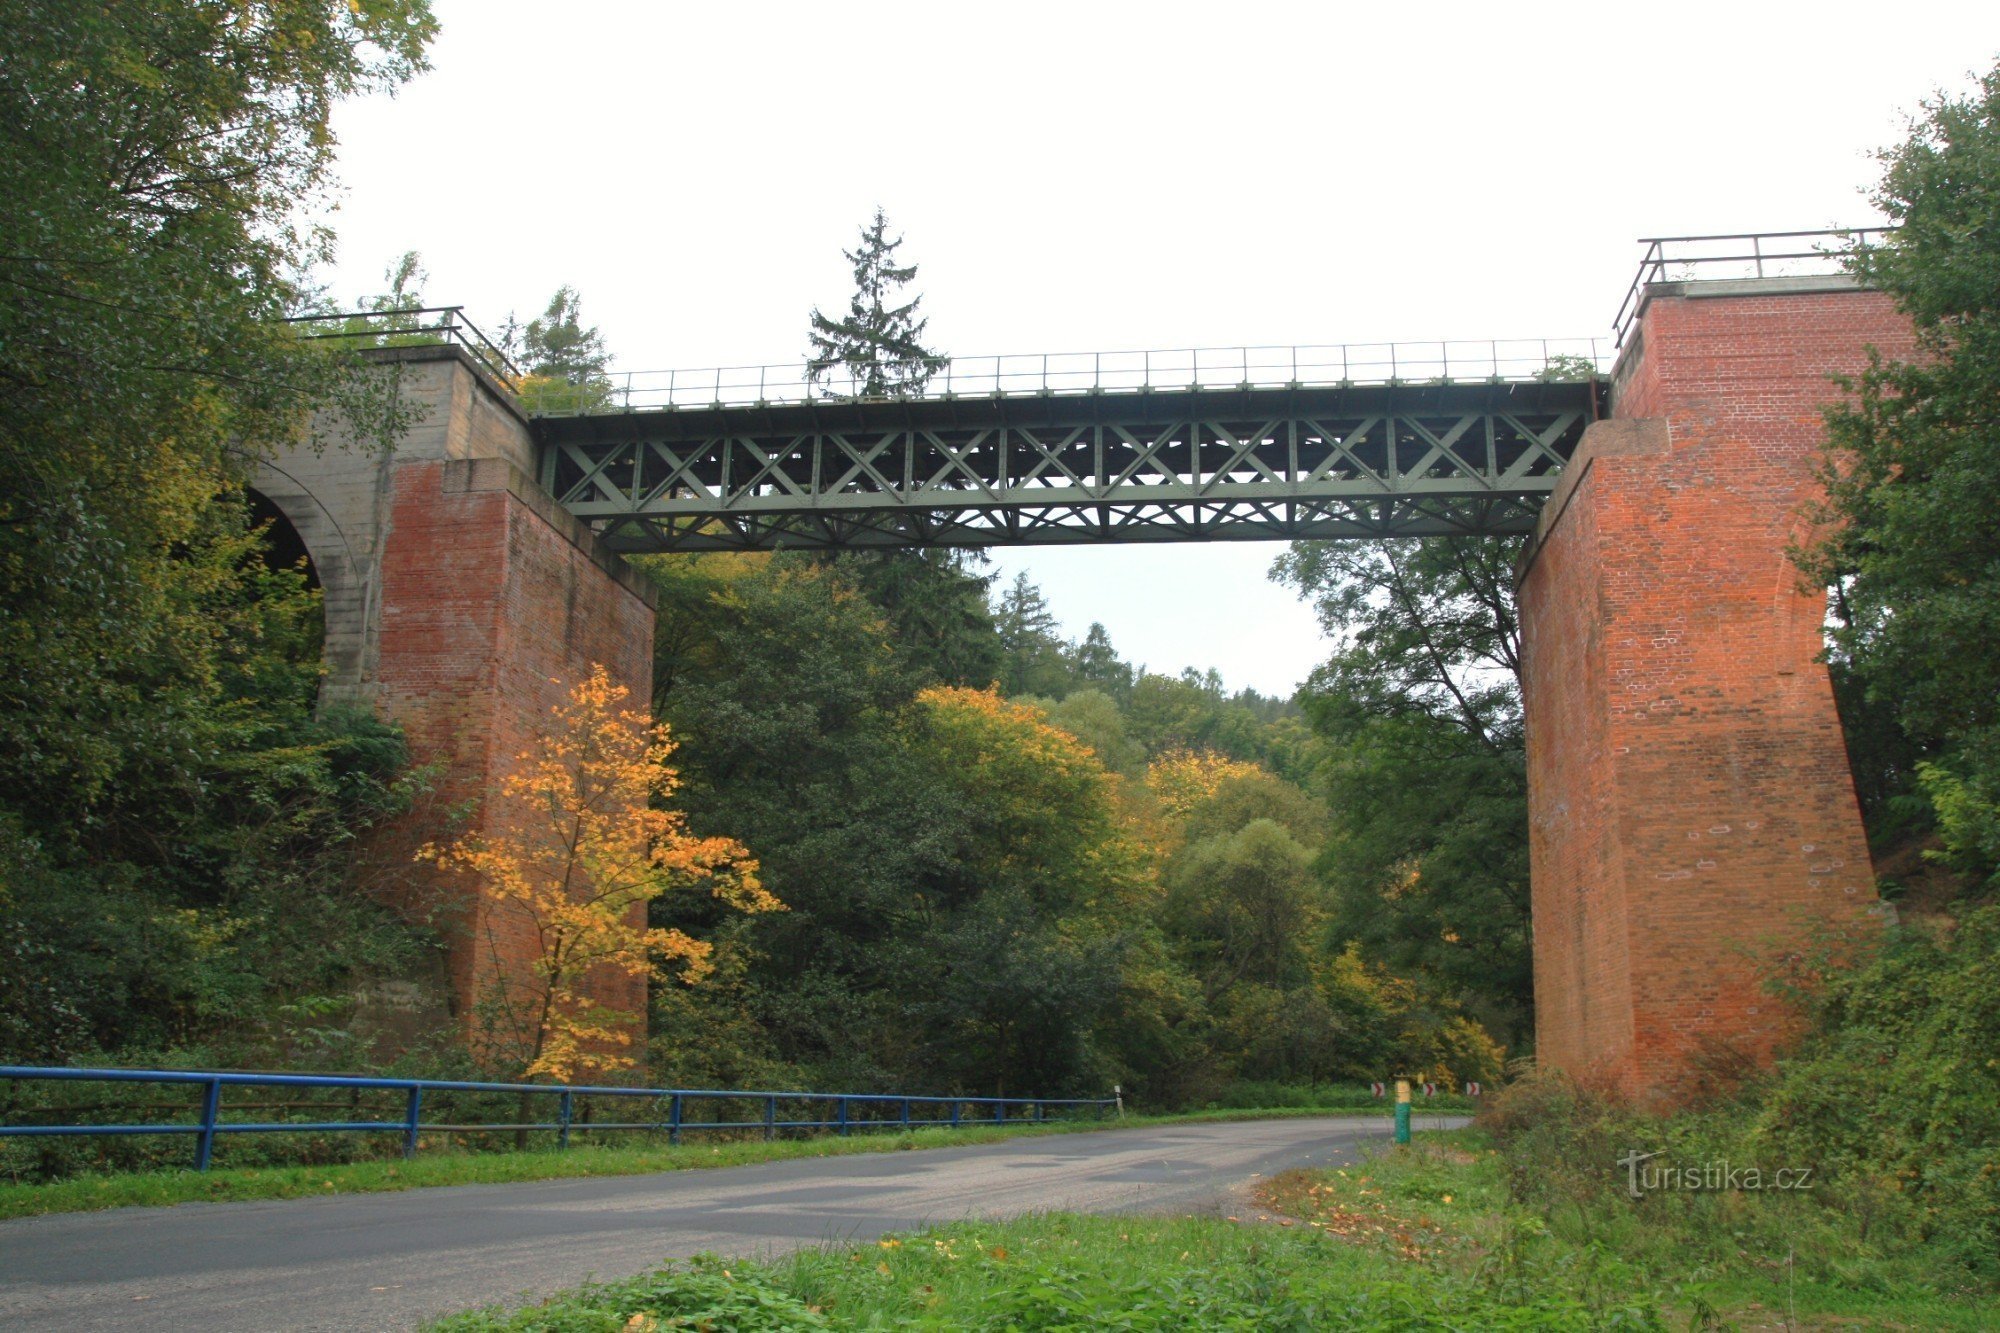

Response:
(0, 1066), (1117, 1171)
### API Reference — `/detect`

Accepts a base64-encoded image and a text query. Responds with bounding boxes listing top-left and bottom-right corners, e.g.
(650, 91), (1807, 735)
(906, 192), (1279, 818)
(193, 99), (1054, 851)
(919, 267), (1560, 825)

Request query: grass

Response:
(426, 1129), (1992, 1331)
(0, 1105), (1417, 1221)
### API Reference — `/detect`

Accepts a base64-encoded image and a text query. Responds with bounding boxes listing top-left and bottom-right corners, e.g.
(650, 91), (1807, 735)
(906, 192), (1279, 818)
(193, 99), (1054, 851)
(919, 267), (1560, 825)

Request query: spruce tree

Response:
(996, 572), (1067, 696)
(520, 285), (610, 385)
(806, 208), (946, 399)
(504, 285), (612, 411)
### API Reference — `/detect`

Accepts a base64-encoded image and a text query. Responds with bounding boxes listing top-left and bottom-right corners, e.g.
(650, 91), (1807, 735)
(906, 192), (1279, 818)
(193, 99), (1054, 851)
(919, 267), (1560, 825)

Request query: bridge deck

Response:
(533, 379), (1600, 551)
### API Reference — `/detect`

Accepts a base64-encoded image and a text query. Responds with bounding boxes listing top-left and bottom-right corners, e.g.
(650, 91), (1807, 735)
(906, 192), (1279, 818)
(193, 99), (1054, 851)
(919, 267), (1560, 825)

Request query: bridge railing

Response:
(1611, 226), (1896, 346)
(524, 337), (1607, 415)
(274, 308), (1605, 415)
(0, 1065), (1116, 1172)
(284, 305), (525, 382)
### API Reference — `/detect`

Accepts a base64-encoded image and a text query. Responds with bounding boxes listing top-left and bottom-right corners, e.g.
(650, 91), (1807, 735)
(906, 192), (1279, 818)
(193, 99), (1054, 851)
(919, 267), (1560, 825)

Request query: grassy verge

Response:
(0, 1106), (1410, 1221)
(429, 1129), (1988, 1331)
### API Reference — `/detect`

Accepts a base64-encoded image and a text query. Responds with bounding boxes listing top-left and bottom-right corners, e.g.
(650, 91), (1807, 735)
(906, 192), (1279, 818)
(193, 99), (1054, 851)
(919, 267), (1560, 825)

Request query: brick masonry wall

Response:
(372, 456), (656, 1058)
(1519, 283), (1916, 1103)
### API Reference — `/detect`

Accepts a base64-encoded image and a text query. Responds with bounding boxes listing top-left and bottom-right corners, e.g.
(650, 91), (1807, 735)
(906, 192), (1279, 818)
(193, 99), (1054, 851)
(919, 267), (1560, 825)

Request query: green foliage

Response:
(0, 498), (434, 1069)
(1030, 689), (1145, 776)
(1274, 536), (1532, 1042)
(1807, 62), (2000, 886)
(1758, 905), (2000, 1282)
(1534, 353), (1601, 382)
(436, 1259), (829, 1331)
(1483, 1066), (1996, 1313)
(506, 285), (614, 413)
(806, 207), (945, 399)
(994, 571), (1071, 696)
(1166, 819), (1318, 994)
(831, 548), (1001, 688)
(434, 1181), (1681, 1331)
(0, 1), (439, 1072)
(638, 550), (1499, 1106)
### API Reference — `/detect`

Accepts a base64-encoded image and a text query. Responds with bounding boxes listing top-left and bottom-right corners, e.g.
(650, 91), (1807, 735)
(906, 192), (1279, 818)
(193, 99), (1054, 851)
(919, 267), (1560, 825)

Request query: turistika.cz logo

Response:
(1616, 1150), (1817, 1199)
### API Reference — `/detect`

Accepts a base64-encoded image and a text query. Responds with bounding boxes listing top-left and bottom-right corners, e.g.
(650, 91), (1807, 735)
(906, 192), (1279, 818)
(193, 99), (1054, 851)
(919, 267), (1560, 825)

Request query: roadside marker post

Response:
(1393, 1078), (1412, 1146)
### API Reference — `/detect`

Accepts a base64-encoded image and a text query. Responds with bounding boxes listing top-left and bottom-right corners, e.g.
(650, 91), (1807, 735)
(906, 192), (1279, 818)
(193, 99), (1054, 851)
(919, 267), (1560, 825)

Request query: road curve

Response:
(0, 1114), (1457, 1331)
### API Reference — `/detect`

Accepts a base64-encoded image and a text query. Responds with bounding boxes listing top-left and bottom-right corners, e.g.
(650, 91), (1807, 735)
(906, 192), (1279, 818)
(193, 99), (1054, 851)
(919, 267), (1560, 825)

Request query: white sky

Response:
(323, 1), (1999, 697)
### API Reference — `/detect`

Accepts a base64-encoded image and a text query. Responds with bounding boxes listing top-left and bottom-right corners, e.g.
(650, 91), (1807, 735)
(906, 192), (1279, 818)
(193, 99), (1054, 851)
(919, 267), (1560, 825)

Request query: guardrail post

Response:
(194, 1078), (221, 1171)
(949, 1100), (960, 1130)
(764, 1095), (776, 1142)
(558, 1090), (573, 1150)
(402, 1086), (423, 1159)
(995, 1101), (1005, 1127)
(837, 1097), (849, 1137)
(668, 1093), (683, 1146)
(1034, 1101), (1044, 1124)
(899, 1098), (910, 1130)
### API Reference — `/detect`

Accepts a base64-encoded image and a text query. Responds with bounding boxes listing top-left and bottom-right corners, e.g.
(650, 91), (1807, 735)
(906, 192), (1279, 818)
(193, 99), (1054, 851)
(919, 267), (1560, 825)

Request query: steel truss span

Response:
(534, 381), (1599, 552)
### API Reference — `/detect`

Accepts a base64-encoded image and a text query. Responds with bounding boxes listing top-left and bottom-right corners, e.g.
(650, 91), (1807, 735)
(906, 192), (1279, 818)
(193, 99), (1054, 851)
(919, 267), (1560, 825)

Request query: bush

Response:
(1758, 904), (2000, 1284)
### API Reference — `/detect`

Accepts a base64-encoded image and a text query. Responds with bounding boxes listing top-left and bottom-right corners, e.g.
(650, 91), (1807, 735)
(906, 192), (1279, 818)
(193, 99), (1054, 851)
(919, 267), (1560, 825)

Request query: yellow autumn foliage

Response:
(419, 664), (781, 1081)
(1145, 748), (1264, 822)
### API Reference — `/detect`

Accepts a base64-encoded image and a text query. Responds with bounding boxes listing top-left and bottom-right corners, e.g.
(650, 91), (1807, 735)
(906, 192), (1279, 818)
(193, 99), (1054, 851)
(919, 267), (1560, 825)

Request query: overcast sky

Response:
(322, 1), (1999, 696)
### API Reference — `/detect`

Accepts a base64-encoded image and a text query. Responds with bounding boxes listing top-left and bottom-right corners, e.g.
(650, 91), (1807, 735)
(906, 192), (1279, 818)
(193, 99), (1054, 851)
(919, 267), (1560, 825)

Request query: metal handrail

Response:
(284, 306), (524, 382)
(524, 336), (1607, 415)
(276, 308), (1604, 416)
(0, 1065), (1116, 1171)
(1610, 227), (1896, 347)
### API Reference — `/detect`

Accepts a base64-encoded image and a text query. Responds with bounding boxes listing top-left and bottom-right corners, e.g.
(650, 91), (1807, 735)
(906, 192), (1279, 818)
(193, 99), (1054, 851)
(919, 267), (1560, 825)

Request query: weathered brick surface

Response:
(374, 457), (656, 1034)
(1519, 283), (1916, 1103)
(255, 351), (658, 1059)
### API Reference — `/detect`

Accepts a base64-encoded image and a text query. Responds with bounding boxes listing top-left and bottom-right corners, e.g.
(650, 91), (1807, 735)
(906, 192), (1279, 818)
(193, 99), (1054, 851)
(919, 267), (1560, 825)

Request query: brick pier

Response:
(1518, 277), (1916, 1101)
(253, 347), (656, 1034)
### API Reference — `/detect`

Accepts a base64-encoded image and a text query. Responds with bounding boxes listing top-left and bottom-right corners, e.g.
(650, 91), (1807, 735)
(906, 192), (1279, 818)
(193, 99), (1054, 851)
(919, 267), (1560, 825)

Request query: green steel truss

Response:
(534, 381), (1598, 552)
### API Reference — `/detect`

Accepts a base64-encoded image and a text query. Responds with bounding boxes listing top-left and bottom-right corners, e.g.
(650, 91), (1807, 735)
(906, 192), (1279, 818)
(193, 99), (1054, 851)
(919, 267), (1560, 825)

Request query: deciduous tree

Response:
(1806, 64), (2000, 888)
(420, 666), (780, 1080)
(1273, 536), (1532, 1042)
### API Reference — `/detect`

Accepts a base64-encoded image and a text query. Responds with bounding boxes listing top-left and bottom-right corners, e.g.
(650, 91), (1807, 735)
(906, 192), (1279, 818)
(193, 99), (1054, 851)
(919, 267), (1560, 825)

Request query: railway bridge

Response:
(254, 231), (1913, 1102)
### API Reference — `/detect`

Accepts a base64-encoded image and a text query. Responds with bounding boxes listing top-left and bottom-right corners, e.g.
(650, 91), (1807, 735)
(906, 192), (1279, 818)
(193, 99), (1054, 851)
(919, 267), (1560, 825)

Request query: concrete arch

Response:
(246, 456), (380, 705)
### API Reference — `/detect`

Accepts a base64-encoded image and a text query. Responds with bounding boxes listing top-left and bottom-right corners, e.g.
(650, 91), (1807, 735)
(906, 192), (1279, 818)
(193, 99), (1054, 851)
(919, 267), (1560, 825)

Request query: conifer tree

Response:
(504, 285), (613, 411)
(1072, 622), (1133, 700)
(806, 208), (946, 399)
(996, 572), (1067, 697)
(520, 286), (610, 384)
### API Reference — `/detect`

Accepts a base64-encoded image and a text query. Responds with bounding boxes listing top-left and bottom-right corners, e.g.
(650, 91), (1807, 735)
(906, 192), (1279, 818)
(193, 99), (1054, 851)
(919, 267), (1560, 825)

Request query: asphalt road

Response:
(0, 1114), (1458, 1331)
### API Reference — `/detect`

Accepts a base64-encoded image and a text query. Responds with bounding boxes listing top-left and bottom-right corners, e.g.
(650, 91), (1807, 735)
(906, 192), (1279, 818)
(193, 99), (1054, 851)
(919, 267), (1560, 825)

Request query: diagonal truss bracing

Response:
(533, 380), (1599, 552)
